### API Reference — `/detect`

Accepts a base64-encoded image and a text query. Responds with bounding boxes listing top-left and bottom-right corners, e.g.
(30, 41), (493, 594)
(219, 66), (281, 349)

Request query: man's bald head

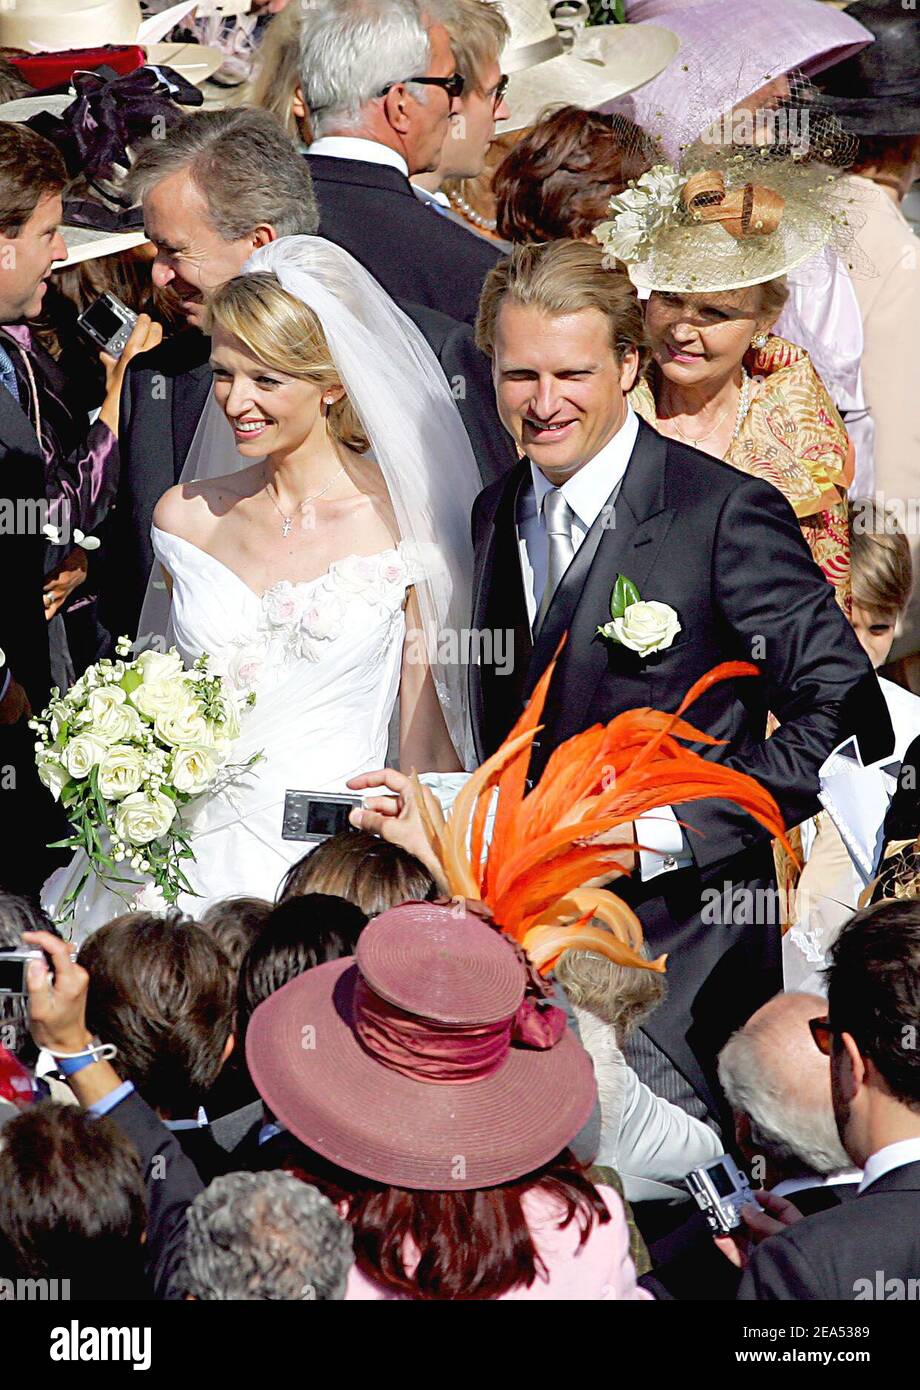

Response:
(718, 992), (851, 1179)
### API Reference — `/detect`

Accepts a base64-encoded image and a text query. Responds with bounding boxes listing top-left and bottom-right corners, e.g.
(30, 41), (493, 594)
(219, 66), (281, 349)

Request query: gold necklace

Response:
(661, 370), (749, 446)
(263, 464), (346, 537)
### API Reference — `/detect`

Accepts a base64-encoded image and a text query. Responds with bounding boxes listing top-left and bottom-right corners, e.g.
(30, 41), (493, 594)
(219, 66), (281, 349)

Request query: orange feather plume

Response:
(413, 650), (793, 976)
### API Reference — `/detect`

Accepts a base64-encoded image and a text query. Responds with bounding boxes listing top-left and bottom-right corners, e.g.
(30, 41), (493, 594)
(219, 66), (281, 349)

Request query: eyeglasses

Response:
(378, 72), (466, 101)
(809, 1016), (839, 1056)
(487, 73), (509, 112)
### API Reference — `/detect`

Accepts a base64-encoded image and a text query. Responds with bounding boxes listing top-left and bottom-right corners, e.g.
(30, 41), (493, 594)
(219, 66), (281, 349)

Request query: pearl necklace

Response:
(664, 369), (750, 448)
(263, 464), (346, 537)
(447, 190), (497, 232)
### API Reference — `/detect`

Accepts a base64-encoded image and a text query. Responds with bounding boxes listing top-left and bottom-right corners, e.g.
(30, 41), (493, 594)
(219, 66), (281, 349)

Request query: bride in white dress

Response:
(44, 238), (481, 937)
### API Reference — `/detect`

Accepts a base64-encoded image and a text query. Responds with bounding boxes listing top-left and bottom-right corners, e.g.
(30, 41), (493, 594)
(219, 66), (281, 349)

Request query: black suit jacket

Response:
(470, 419), (892, 873)
(307, 154), (500, 326)
(108, 1088), (204, 1301)
(738, 1161), (920, 1299)
(0, 383), (51, 710)
(100, 330), (212, 648)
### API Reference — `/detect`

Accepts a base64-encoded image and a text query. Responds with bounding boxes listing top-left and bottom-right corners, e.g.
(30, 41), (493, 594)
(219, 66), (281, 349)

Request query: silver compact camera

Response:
(0, 947), (46, 995)
(281, 791), (362, 842)
(77, 291), (138, 358)
(685, 1154), (759, 1236)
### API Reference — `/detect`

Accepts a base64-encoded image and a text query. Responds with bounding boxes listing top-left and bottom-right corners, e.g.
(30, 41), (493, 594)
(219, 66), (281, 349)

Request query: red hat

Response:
(246, 903), (596, 1190)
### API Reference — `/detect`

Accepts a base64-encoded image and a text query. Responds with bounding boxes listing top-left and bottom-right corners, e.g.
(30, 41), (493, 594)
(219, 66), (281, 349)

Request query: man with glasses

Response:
(411, 0), (512, 240)
(736, 898), (920, 1299)
(300, 0), (503, 326)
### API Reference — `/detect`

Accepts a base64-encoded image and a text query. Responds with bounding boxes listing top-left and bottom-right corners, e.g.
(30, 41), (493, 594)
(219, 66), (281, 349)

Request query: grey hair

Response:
(126, 107), (318, 242)
(718, 1004), (851, 1176)
(552, 948), (665, 1043)
(183, 1172), (354, 1301)
(299, 0), (449, 135)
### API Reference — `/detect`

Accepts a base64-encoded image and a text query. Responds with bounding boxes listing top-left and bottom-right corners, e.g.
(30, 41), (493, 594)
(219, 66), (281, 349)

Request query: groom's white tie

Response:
(535, 488), (576, 635)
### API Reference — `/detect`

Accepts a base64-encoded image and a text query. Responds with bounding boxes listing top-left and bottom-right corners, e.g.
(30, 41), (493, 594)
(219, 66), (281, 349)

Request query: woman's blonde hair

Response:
(849, 497), (913, 617)
(203, 271), (369, 454)
(244, 3), (309, 143)
(553, 947), (665, 1042)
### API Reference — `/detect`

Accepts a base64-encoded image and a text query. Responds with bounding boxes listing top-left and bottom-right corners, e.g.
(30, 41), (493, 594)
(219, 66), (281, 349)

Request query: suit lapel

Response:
(171, 361), (213, 480)
(0, 357), (43, 464)
(525, 421), (676, 757)
(471, 462), (533, 760)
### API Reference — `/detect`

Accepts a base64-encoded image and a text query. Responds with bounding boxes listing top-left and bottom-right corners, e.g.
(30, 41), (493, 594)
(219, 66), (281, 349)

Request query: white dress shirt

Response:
(412, 183), (451, 211)
(307, 136), (409, 179)
(857, 1137), (920, 1193)
(516, 407), (689, 882)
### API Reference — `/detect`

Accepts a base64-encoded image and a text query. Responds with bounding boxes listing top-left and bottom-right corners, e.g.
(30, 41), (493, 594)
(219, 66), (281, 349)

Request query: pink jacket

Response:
(345, 1183), (653, 1300)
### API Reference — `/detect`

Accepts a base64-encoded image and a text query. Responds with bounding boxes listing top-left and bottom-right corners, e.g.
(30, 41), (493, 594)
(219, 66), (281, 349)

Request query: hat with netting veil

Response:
(594, 141), (865, 294)
(245, 902), (597, 1190)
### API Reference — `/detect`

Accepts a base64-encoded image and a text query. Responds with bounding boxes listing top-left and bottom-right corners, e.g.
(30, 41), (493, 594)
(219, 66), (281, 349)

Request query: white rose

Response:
(332, 553), (382, 596)
(263, 581), (306, 628)
(154, 703), (213, 748)
(113, 790), (177, 846)
(84, 686), (144, 744)
(300, 594), (347, 642)
(170, 744), (219, 795)
(603, 601), (681, 656)
(63, 733), (108, 779)
(227, 642), (267, 691)
(135, 649), (184, 684)
(97, 744), (147, 800)
(36, 755), (70, 801)
(131, 675), (191, 720)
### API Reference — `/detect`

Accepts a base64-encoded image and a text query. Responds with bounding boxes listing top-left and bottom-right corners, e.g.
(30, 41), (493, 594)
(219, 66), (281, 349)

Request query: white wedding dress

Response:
(43, 235), (482, 941)
(42, 529), (427, 940)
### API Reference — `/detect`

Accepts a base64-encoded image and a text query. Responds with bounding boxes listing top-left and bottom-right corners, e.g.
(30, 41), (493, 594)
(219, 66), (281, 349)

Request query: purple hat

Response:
(246, 903), (597, 1191)
(606, 0), (874, 161)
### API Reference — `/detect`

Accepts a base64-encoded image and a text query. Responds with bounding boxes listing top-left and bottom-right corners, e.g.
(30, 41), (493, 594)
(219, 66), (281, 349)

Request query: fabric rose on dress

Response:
(299, 592), (347, 644)
(333, 552), (388, 598)
(226, 642), (268, 691)
(114, 790), (177, 846)
(600, 600), (681, 656)
(263, 581), (307, 629)
(97, 744), (146, 800)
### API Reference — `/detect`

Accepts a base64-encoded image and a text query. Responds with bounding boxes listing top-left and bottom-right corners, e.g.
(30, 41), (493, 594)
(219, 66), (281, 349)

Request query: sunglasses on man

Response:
(810, 1016), (843, 1055)
(378, 72), (466, 100)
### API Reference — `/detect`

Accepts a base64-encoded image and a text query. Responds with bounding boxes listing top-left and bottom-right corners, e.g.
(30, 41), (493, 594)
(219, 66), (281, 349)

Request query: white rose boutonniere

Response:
(597, 574), (681, 657)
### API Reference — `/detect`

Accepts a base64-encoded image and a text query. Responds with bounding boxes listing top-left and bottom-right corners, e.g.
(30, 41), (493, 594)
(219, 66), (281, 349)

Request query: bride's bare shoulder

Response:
(153, 467), (262, 542)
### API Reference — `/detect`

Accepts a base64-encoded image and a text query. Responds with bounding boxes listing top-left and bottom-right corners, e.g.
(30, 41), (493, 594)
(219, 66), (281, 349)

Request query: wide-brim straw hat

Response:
(246, 903), (597, 1191)
(500, 0), (679, 134)
(0, 0), (222, 87)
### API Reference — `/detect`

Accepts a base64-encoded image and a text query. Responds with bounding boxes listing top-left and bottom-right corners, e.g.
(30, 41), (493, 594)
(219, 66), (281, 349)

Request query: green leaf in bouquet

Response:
(120, 669), (143, 695)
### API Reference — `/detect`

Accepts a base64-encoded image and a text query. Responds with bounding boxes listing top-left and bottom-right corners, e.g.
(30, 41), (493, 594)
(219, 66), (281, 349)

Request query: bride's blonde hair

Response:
(203, 271), (370, 454)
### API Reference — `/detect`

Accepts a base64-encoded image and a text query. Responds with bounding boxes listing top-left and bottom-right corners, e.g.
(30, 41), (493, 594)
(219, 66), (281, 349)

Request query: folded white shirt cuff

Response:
(636, 804), (690, 881)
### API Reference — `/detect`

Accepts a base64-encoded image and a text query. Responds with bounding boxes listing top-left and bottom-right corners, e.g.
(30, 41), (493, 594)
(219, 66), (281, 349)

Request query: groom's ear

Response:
(618, 345), (640, 393)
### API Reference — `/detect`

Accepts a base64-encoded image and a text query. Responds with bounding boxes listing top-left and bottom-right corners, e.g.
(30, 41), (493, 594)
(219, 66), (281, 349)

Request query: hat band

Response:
(503, 33), (566, 74)
(353, 976), (514, 1085)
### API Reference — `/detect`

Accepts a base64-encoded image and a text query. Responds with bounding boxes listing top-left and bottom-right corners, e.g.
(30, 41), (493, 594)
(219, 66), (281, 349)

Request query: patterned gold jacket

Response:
(631, 335), (853, 615)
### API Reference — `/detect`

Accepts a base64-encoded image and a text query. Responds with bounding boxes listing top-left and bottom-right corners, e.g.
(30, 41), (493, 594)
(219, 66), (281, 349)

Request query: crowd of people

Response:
(0, 0), (919, 1308)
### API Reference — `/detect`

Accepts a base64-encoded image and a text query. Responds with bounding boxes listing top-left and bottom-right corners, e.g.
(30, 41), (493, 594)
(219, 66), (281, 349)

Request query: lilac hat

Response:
(605, 0), (874, 161)
(246, 903), (597, 1191)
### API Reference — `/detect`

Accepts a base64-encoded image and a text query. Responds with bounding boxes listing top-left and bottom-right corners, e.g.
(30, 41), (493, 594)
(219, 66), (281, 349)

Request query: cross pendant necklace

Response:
(263, 464), (347, 537)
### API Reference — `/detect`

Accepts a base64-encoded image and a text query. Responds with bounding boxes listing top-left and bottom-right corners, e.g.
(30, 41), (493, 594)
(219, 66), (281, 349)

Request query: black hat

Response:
(815, 0), (920, 136)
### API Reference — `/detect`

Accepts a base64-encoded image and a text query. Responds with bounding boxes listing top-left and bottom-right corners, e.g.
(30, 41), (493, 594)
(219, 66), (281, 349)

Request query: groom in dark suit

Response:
(470, 242), (892, 1127)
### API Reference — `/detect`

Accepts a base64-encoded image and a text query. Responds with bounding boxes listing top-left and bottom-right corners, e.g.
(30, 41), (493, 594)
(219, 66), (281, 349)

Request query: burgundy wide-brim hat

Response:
(246, 903), (596, 1191)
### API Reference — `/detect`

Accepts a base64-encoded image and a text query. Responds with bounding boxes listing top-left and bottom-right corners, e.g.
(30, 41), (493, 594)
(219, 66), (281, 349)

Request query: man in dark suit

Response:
(300, 0), (500, 326)
(470, 241), (892, 1126)
(100, 107), (320, 648)
(105, 106), (513, 648)
(737, 899), (920, 1299)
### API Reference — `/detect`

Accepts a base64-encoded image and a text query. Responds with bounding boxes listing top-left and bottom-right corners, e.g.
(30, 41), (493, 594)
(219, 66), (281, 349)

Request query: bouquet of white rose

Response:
(30, 639), (260, 916)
